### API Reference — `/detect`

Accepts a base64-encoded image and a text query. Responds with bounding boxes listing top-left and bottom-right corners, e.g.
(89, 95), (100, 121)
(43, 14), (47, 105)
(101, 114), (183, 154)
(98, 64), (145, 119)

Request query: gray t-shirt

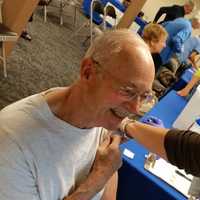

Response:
(0, 93), (106, 200)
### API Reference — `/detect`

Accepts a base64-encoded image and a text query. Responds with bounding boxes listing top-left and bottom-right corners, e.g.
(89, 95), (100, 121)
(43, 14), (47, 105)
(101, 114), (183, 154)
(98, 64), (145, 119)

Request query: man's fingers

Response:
(110, 135), (122, 148)
(121, 136), (129, 144)
(99, 136), (111, 150)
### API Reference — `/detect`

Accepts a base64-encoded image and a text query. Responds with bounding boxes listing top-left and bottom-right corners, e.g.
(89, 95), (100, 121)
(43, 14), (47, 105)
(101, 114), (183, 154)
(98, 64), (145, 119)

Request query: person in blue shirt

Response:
(165, 36), (200, 73)
(153, 15), (200, 73)
(177, 36), (200, 65)
(159, 16), (200, 66)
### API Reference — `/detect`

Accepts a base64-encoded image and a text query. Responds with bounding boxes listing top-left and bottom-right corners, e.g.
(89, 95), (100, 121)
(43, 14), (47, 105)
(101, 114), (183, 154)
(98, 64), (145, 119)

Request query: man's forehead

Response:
(126, 81), (152, 92)
(106, 42), (154, 88)
(108, 58), (154, 88)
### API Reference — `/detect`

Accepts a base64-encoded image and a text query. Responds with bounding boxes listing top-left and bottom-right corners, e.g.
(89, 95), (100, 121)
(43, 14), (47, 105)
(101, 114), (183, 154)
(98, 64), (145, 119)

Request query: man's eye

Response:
(119, 89), (132, 97)
(141, 93), (153, 101)
(125, 92), (134, 98)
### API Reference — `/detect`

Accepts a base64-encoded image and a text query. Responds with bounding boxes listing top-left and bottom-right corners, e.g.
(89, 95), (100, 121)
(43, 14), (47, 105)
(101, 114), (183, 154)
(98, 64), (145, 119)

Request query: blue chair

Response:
(71, 0), (118, 45)
(135, 16), (148, 35)
(82, 0), (104, 25)
(73, 0), (148, 44)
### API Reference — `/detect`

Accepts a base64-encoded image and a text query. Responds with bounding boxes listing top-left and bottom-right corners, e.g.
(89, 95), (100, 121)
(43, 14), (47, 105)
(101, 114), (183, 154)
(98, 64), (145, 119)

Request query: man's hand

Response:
(63, 135), (122, 200)
(90, 135), (122, 191)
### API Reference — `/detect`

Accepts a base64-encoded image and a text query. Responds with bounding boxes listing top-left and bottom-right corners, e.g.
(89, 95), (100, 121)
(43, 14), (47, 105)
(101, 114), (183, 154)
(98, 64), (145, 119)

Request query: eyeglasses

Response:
(92, 58), (154, 103)
(118, 86), (154, 103)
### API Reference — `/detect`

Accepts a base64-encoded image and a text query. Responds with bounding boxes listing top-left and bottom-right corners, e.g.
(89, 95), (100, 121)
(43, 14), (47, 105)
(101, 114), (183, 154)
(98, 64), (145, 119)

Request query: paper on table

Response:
(123, 148), (135, 159)
(145, 158), (193, 197)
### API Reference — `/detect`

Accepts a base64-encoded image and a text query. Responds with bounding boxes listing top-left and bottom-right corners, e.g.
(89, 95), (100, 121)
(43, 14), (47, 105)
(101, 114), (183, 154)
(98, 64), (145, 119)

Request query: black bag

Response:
(157, 67), (177, 88)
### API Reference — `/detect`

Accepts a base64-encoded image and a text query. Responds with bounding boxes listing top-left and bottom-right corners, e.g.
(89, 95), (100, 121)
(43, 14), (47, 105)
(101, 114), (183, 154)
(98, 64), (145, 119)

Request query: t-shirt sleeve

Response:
(0, 136), (40, 200)
(164, 129), (200, 176)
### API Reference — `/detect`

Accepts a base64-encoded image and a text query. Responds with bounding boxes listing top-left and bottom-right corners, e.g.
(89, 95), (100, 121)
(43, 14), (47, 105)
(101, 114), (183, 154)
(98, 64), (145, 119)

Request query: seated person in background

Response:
(119, 117), (200, 177)
(142, 23), (168, 54)
(153, 0), (195, 23)
(163, 36), (200, 74)
(153, 36), (200, 98)
(0, 29), (155, 200)
(142, 23), (170, 98)
(158, 15), (200, 72)
(177, 67), (200, 97)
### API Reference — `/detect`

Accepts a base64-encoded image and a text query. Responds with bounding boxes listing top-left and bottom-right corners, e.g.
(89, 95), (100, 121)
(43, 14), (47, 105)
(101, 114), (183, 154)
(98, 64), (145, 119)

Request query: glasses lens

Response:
(141, 92), (154, 103)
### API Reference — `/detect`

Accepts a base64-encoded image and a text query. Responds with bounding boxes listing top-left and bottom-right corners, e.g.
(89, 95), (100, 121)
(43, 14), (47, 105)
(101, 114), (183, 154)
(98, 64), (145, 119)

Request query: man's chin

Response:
(103, 125), (118, 131)
(110, 108), (127, 120)
(102, 119), (123, 131)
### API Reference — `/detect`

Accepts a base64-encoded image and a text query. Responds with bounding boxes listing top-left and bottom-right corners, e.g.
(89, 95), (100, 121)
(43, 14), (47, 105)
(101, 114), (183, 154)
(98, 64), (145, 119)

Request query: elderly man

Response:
(153, 0), (195, 23)
(0, 30), (154, 200)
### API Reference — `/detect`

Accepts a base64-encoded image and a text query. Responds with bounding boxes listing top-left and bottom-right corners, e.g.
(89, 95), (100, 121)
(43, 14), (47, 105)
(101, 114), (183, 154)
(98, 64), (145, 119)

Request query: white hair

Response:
(192, 11), (200, 22)
(84, 29), (148, 67)
(185, 0), (195, 8)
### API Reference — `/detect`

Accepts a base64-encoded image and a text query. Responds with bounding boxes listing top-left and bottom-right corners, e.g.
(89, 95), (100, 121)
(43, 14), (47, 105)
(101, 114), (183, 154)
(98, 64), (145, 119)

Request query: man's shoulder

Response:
(0, 93), (46, 140)
(0, 93), (42, 115)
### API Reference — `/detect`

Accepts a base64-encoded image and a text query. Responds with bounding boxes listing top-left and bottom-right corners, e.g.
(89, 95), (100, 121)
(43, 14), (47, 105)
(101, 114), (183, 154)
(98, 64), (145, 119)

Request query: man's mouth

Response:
(110, 108), (132, 119)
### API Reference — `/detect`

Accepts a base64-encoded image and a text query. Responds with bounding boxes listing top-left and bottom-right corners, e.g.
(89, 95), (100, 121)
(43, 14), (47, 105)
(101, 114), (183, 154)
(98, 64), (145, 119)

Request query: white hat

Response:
(186, 0), (195, 8)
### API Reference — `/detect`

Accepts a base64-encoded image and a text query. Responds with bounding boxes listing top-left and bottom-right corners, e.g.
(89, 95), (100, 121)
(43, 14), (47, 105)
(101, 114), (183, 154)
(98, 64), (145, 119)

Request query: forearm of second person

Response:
(126, 121), (169, 160)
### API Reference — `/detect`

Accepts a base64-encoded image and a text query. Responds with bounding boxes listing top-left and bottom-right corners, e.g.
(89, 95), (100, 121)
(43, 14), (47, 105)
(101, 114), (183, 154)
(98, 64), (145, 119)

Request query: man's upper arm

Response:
(0, 135), (40, 200)
(100, 172), (118, 200)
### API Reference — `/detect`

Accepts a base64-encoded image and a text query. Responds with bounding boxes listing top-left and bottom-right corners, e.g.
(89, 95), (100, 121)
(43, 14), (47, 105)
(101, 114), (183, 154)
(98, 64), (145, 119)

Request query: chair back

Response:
(82, 0), (103, 25)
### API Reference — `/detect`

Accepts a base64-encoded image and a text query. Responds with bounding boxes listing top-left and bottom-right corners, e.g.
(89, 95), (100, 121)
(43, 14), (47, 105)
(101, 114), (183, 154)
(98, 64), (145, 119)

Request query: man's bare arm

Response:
(100, 172), (118, 200)
(63, 136), (122, 200)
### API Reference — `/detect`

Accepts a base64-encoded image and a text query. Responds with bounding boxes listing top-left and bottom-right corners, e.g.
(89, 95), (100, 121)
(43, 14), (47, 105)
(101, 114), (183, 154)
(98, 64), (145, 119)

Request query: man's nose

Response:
(124, 97), (142, 114)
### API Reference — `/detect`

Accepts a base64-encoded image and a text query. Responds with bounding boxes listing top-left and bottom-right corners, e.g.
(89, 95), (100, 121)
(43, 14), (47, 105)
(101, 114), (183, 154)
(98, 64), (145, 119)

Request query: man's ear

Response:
(80, 58), (94, 80)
